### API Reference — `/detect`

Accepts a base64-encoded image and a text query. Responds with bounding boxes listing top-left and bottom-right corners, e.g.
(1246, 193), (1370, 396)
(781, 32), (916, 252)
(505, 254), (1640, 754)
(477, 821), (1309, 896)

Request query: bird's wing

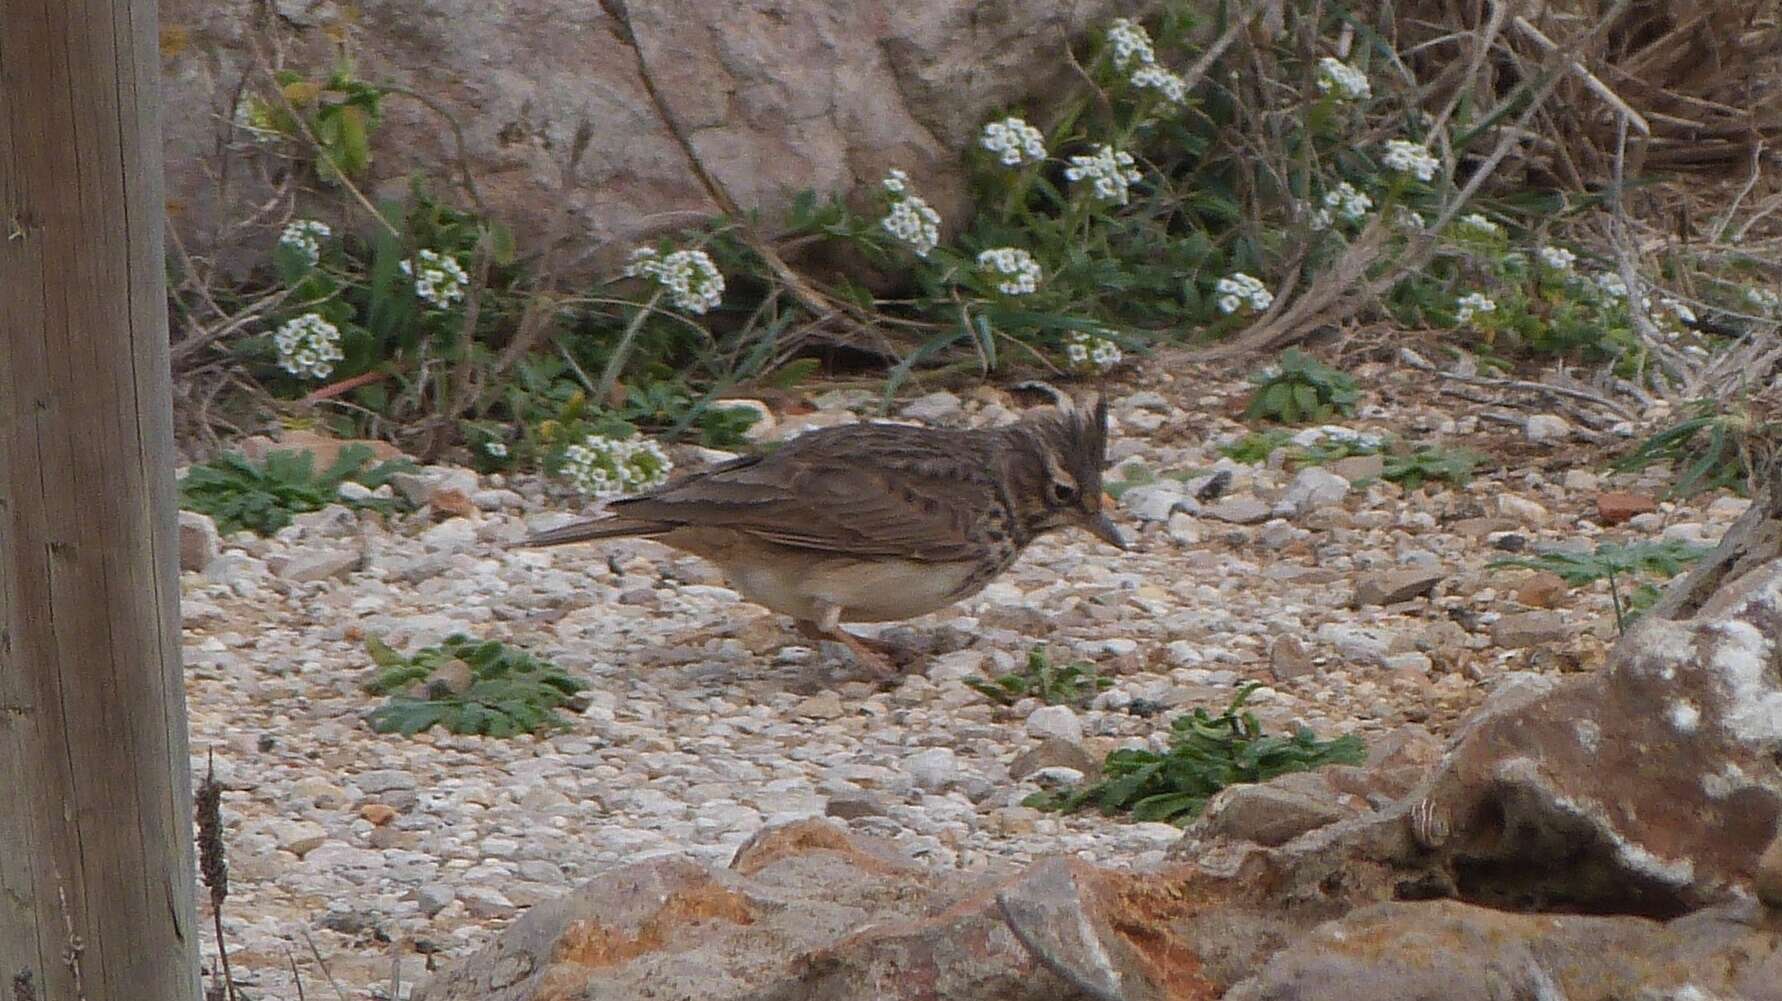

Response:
(610, 428), (996, 561)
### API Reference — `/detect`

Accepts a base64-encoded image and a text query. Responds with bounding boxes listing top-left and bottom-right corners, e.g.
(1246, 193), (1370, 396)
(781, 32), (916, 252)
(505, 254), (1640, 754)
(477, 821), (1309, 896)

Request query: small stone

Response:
(1489, 611), (1574, 649)
(1561, 469), (1600, 492)
(905, 748), (958, 791)
(458, 886), (517, 920)
(1354, 569), (1445, 606)
(1595, 491), (1657, 526)
(291, 777), (349, 809)
(1662, 522), (1718, 547)
(429, 488), (478, 520)
(1123, 483), (1188, 522)
(1192, 783), (1351, 847)
(1009, 737), (1099, 781)
(1206, 497), (1271, 525)
(1165, 511), (1201, 546)
(1027, 766), (1084, 788)
(271, 546), (360, 582)
(1706, 496), (1752, 522)
(275, 819), (327, 857)
(392, 466), (479, 506)
(416, 883), (456, 918)
(420, 518), (479, 551)
(1315, 623), (1398, 665)
(901, 391), (963, 422)
(427, 659), (474, 697)
(1269, 635), (1316, 681)
(1278, 467), (1349, 517)
(178, 511), (221, 573)
(357, 769), (418, 794)
(824, 790), (888, 820)
(927, 649), (986, 683)
(795, 692), (846, 720)
(1328, 453), (1385, 483)
(360, 803), (398, 826)
(1383, 652), (1432, 674)
(1524, 414), (1571, 442)
(1025, 705), (1083, 743)
(1515, 571), (1569, 609)
(1496, 495), (1551, 527)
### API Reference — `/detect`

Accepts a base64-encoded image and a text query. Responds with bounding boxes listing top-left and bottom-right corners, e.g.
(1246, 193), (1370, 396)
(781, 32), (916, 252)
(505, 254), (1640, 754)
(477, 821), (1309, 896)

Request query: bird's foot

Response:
(795, 620), (901, 680)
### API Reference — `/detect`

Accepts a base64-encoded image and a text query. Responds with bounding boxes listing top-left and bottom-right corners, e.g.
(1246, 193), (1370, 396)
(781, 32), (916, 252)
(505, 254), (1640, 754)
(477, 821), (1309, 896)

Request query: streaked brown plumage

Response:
(525, 393), (1126, 675)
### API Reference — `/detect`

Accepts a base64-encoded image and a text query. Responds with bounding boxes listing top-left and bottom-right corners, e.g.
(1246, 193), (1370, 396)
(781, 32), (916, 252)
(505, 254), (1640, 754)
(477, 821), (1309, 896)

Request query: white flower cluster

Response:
(1216, 272), (1274, 314)
(400, 249), (470, 310)
(980, 117), (1047, 167)
(1392, 206), (1427, 231)
(1106, 18), (1157, 69)
(1291, 425), (1384, 451)
(273, 312), (346, 380)
(1537, 245), (1576, 271)
(1312, 182), (1372, 229)
(1457, 213), (1502, 237)
(624, 246), (726, 314)
(1745, 287), (1779, 315)
(1382, 139), (1439, 181)
(483, 441), (509, 459)
(278, 220), (331, 268)
(1130, 64), (1189, 104)
(878, 169), (942, 258)
(1455, 292), (1496, 323)
(1065, 330), (1123, 372)
(560, 433), (673, 499)
(1064, 145), (1143, 206)
(976, 247), (1042, 295)
(1315, 57), (1371, 101)
(1595, 272), (1630, 299)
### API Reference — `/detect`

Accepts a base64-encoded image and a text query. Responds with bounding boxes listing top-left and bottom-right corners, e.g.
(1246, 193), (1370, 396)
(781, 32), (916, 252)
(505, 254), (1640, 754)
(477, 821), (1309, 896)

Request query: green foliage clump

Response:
(1613, 399), (1770, 498)
(363, 634), (589, 738)
(966, 648), (1113, 707)
(1380, 445), (1479, 489)
(236, 55), (386, 183)
(1490, 539), (1709, 632)
(178, 444), (411, 535)
(1243, 350), (1359, 425)
(1027, 683), (1364, 824)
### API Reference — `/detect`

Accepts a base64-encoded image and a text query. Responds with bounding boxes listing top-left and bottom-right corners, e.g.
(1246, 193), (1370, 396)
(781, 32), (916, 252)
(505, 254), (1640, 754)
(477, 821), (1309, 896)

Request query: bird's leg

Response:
(796, 604), (898, 679)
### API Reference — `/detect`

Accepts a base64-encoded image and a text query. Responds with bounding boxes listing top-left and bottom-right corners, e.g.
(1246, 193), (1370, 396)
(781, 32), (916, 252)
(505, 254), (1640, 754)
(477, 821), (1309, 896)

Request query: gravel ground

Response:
(182, 364), (1747, 997)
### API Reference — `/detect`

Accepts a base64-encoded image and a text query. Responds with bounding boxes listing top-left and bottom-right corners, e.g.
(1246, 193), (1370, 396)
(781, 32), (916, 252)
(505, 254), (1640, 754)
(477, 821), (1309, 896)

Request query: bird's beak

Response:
(1084, 511), (1128, 550)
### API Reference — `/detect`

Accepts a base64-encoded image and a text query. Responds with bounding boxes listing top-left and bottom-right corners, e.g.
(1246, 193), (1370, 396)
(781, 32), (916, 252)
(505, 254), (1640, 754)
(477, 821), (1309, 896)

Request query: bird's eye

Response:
(1050, 480), (1078, 505)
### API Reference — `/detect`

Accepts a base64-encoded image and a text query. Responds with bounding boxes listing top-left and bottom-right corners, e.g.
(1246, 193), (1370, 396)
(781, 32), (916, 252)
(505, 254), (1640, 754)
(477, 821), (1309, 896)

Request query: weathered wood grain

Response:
(0, 1), (202, 997)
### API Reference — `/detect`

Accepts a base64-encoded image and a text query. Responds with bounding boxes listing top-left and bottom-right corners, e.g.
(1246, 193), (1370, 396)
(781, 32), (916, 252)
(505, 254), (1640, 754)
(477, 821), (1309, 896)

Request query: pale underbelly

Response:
(722, 556), (991, 623)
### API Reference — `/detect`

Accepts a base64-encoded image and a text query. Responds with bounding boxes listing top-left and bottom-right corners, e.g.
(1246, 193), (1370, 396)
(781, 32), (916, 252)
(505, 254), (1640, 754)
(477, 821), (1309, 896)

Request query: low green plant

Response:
(1613, 399), (1768, 497)
(1218, 429), (1294, 464)
(966, 647), (1114, 707)
(1490, 539), (1709, 632)
(178, 444), (411, 535)
(1243, 350), (1359, 425)
(1381, 445), (1479, 489)
(239, 54), (386, 183)
(363, 634), (590, 737)
(1026, 683), (1364, 824)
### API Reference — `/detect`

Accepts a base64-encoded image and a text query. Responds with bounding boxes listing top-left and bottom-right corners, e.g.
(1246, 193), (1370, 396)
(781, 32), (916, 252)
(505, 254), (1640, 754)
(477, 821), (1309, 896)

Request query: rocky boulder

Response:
(160, 0), (1153, 271)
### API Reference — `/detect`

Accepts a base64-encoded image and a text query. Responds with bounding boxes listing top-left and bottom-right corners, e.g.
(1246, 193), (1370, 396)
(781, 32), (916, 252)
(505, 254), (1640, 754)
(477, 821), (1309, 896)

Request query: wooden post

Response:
(0, 1), (202, 999)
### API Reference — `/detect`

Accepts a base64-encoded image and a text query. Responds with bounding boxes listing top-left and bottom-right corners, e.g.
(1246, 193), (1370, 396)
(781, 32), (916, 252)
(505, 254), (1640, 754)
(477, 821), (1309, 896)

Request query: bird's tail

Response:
(521, 517), (674, 548)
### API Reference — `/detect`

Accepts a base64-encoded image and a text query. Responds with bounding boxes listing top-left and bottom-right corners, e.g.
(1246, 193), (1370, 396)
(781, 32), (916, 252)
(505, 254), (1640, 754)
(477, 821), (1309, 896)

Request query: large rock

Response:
(412, 820), (1085, 1001)
(160, 0), (1153, 271)
(1226, 899), (1782, 1001)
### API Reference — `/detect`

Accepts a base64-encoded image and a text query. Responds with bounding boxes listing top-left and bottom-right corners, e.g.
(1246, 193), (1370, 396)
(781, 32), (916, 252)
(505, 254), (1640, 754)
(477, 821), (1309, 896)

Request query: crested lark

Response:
(525, 393), (1126, 676)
